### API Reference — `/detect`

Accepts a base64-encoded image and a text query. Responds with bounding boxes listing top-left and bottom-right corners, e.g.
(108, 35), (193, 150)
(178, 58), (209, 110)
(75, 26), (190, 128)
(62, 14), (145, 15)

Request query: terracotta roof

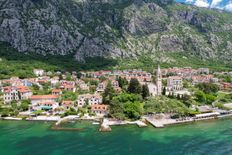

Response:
(17, 86), (31, 93)
(40, 101), (56, 105)
(78, 94), (102, 100)
(60, 84), (75, 89)
(91, 104), (108, 111)
(52, 89), (62, 93)
(3, 86), (17, 93)
(169, 76), (182, 80)
(30, 95), (59, 100)
(62, 100), (74, 105)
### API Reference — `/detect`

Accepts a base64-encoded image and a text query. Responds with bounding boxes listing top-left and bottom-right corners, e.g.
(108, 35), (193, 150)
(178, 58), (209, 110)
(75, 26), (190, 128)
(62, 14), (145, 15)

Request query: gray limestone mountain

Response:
(1, 0), (232, 63)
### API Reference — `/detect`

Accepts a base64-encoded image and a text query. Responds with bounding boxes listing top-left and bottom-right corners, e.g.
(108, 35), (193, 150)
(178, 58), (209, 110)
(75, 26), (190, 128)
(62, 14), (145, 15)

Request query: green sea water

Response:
(0, 119), (232, 155)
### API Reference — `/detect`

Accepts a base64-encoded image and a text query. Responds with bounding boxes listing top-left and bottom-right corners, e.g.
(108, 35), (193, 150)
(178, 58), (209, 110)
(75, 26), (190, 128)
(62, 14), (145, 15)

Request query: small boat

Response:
(92, 122), (100, 125)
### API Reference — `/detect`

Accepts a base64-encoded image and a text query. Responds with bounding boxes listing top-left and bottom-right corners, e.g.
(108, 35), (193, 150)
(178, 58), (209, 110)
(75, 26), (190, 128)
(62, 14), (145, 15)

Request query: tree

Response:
(103, 81), (115, 104)
(66, 74), (72, 81)
(183, 81), (189, 88)
(196, 83), (219, 94)
(109, 93), (143, 120)
(177, 94), (181, 100)
(77, 72), (82, 79)
(123, 101), (144, 120)
(61, 91), (77, 101)
(117, 76), (128, 88)
(205, 94), (216, 105)
(31, 84), (40, 91)
(99, 76), (107, 82)
(109, 99), (125, 120)
(142, 84), (150, 99)
(195, 90), (206, 103)
(162, 87), (166, 95)
(181, 94), (192, 107)
(144, 96), (190, 116)
(20, 100), (30, 111)
(11, 100), (18, 110)
(127, 78), (141, 94)
(162, 79), (167, 86)
(59, 74), (63, 80)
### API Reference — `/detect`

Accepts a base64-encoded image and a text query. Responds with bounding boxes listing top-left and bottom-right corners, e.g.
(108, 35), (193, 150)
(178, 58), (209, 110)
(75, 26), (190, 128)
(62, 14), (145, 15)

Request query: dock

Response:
(145, 117), (164, 128)
(3, 117), (22, 121)
(26, 116), (60, 122)
(99, 119), (112, 132)
(99, 119), (147, 132)
(55, 115), (79, 126)
(135, 121), (147, 127)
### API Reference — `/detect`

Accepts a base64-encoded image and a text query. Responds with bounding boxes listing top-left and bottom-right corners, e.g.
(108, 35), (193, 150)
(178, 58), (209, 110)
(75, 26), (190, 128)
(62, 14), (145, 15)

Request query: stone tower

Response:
(156, 65), (162, 96)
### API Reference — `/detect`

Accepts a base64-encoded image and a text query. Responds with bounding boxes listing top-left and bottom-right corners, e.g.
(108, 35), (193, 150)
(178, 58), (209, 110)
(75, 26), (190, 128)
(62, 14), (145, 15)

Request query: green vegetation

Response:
(195, 83), (219, 94)
(0, 40), (231, 80)
(61, 108), (78, 117)
(32, 110), (45, 116)
(0, 42), (117, 79)
(118, 53), (232, 73)
(0, 100), (31, 117)
(144, 96), (192, 116)
(61, 91), (77, 101)
(142, 84), (149, 99)
(109, 93), (144, 120)
(216, 75), (232, 83)
(103, 82), (116, 104)
(214, 103), (230, 110)
(19, 100), (30, 111)
(127, 78), (142, 94)
(117, 77), (128, 90)
(218, 93), (232, 104)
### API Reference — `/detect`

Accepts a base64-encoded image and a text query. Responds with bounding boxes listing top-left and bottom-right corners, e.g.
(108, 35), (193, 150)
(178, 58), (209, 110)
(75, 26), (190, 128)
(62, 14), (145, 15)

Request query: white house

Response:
(166, 76), (183, 91)
(17, 86), (33, 100)
(77, 94), (102, 107)
(148, 83), (157, 96)
(3, 86), (20, 103)
(29, 95), (59, 111)
(91, 104), (109, 117)
(33, 69), (45, 76)
(96, 82), (107, 93)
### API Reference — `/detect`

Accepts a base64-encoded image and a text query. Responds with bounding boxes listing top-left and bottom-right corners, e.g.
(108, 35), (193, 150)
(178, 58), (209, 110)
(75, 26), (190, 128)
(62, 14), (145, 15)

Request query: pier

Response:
(99, 119), (148, 132)
(144, 117), (164, 128)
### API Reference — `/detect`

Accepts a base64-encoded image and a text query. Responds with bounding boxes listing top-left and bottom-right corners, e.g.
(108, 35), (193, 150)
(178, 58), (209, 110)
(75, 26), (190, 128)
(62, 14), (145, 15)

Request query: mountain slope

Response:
(0, 0), (232, 63)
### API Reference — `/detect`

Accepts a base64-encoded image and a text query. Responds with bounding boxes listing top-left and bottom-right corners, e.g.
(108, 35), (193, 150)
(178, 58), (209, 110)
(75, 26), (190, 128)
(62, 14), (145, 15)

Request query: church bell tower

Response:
(156, 65), (162, 96)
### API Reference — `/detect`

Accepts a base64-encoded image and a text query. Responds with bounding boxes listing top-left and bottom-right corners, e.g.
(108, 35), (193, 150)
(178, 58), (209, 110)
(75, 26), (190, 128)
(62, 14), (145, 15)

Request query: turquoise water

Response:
(0, 119), (232, 155)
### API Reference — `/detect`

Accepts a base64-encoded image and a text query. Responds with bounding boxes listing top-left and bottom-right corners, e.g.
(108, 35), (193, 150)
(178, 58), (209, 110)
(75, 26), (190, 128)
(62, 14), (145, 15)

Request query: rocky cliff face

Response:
(0, 0), (232, 62)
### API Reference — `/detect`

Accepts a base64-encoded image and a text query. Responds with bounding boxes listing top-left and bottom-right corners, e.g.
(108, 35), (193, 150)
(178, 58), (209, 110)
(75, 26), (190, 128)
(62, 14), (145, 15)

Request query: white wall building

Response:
(3, 87), (19, 103)
(166, 76), (183, 91)
(77, 94), (102, 107)
(33, 69), (45, 77)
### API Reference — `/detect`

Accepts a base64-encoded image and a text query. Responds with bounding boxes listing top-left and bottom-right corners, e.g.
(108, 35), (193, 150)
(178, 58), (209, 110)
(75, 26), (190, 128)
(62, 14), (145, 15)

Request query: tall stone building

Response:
(156, 65), (162, 96)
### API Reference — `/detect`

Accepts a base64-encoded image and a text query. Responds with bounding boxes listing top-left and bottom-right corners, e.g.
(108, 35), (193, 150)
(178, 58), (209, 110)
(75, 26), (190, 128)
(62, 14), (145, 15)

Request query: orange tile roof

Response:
(17, 86), (31, 93)
(91, 104), (108, 111)
(40, 101), (56, 105)
(52, 89), (62, 93)
(30, 95), (59, 100)
(62, 100), (74, 105)
(169, 76), (182, 80)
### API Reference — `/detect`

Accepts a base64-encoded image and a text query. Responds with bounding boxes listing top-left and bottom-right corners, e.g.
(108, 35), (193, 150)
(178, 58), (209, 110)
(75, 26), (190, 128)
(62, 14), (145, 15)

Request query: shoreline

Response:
(1, 113), (232, 131)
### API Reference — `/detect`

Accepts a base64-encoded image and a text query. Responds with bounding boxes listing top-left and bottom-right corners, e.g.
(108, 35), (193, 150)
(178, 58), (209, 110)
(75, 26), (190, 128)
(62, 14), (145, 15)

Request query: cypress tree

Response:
(162, 87), (166, 95)
(142, 84), (150, 99)
(127, 78), (142, 94)
(103, 81), (115, 104)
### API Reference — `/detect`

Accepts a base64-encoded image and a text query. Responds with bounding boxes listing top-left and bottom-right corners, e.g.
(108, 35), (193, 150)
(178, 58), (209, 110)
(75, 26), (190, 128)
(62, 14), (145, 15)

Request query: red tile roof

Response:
(30, 95), (59, 100)
(91, 104), (108, 111)
(62, 100), (74, 105)
(52, 89), (62, 93)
